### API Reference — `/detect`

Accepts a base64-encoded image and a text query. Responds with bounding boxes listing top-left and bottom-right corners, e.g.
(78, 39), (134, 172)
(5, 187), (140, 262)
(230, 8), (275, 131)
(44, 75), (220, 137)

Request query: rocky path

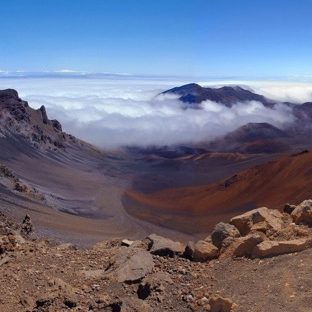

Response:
(2, 200), (312, 311)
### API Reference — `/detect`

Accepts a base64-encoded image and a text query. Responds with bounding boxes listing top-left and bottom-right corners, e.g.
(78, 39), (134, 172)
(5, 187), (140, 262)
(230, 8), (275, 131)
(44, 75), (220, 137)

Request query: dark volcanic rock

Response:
(0, 89), (20, 101)
(0, 88), (83, 151)
(211, 222), (240, 248)
(51, 119), (62, 131)
(39, 105), (48, 124)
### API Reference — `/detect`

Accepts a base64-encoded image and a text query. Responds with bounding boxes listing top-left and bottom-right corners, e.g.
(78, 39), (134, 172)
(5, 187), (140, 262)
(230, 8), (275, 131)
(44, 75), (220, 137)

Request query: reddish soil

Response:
(124, 151), (312, 233)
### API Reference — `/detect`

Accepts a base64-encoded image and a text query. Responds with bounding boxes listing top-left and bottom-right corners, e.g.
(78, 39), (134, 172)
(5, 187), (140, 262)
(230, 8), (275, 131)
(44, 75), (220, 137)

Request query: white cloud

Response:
(0, 77), (308, 149)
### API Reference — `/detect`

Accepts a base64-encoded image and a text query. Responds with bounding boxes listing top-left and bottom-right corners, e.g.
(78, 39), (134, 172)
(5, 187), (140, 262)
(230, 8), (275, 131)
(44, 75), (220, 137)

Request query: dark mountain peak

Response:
(162, 83), (275, 108)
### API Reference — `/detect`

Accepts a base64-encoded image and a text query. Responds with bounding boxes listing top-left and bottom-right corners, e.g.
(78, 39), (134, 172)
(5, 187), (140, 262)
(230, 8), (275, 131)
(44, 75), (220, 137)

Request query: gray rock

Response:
(211, 222), (240, 248)
(147, 234), (185, 257)
(107, 248), (154, 283)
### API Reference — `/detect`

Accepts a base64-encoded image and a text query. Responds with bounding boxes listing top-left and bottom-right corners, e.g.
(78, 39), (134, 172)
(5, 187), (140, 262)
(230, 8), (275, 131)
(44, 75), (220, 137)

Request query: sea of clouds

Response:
(0, 75), (312, 149)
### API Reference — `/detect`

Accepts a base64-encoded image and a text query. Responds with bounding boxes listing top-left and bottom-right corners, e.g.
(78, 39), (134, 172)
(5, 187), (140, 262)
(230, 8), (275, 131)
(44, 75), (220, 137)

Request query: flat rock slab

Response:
(252, 238), (312, 258)
(147, 234), (185, 257)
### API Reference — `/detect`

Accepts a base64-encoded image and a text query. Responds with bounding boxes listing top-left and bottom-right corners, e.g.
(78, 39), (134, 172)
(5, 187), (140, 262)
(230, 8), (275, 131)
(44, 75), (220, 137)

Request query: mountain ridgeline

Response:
(158, 83), (312, 154)
(162, 83), (275, 108)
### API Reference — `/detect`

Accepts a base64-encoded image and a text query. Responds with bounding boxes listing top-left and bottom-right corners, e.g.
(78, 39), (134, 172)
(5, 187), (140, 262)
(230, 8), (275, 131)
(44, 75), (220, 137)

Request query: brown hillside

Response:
(124, 151), (312, 233)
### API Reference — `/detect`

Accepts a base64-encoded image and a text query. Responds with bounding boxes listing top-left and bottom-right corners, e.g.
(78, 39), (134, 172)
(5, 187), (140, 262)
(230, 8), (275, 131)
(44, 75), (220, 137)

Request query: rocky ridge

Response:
(2, 200), (312, 311)
(0, 89), (81, 151)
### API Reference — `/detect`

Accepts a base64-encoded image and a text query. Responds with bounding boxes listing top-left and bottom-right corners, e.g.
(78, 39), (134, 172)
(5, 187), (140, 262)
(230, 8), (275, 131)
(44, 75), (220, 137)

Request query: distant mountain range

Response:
(1, 86), (311, 158)
(158, 83), (312, 155)
(162, 83), (275, 108)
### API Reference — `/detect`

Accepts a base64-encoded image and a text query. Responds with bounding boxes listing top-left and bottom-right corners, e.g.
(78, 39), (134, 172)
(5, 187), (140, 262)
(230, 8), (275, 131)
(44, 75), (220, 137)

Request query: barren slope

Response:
(124, 151), (312, 233)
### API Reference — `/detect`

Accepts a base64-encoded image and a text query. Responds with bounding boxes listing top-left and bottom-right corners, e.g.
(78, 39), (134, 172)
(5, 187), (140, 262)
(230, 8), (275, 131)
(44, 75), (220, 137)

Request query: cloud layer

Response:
(0, 77), (311, 149)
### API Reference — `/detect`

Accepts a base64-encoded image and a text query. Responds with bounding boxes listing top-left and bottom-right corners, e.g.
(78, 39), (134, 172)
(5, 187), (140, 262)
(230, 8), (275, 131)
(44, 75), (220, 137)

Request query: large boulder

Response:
(291, 200), (312, 226)
(211, 222), (240, 248)
(147, 234), (185, 257)
(191, 240), (219, 262)
(220, 233), (265, 259)
(252, 238), (312, 258)
(106, 248), (154, 283)
(230, 207), (284, 235)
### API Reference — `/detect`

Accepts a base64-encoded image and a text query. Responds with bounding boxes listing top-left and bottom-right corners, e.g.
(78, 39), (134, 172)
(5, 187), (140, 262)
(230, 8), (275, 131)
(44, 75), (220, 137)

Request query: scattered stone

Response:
(147, 234), (185, 257)
(33, 296), (54, 311)
(63, 297), (77, 309)
(252, 237), (312, 258)
(209, 295), (233, 312)
(230, 207), (284, 235)
(211, 222), (240, 248)
(121, 239), (134, 247)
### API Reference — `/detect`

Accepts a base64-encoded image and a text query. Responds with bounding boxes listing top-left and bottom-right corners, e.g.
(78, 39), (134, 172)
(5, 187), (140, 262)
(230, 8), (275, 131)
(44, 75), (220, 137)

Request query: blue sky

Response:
(1, 0), (312, 77)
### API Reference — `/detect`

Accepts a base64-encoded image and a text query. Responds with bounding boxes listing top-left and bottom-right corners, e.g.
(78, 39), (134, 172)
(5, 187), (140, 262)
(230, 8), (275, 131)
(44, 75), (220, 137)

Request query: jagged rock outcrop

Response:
(0, 88), (80, 151)
(39, 105), (48, 124)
